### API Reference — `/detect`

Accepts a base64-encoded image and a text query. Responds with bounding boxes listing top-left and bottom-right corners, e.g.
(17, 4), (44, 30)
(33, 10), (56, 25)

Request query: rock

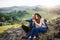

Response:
(0, 17), (60, 40)
(0, 27), (23, 40)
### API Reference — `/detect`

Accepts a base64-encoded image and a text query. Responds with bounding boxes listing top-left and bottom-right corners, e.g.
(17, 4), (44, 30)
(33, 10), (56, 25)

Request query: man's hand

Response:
(32, 19), (36, 23)
(32, 19), (35, 22)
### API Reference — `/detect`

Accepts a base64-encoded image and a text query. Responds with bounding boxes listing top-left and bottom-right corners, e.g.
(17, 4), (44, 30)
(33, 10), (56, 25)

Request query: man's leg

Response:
(33, 28), (39, 36)
(22, 25), (31, 39)
(29, 28), (36, 36)
(22, 25), (30, 33)
(27, 28), (36, 40)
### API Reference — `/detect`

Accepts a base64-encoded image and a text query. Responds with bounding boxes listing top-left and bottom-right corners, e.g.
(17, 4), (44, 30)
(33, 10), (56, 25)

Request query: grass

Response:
(0, 23), (21, 33)
(0, 9), (59, 33)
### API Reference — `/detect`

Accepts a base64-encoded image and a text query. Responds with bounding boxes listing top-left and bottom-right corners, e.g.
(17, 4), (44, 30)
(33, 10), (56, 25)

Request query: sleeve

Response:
(25, 19), (32, 22)
(40, 19), (45, 26)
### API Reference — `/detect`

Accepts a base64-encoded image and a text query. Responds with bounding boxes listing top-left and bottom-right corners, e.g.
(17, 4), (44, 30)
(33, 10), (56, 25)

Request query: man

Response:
(21, 15), (36, 39)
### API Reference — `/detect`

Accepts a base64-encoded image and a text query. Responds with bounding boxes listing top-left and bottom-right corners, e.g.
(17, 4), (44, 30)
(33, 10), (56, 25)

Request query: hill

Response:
(0, 5), (58, 25)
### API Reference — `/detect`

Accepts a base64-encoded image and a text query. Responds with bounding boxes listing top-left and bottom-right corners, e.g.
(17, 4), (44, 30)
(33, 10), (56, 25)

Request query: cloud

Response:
(0, 0), (60, 7)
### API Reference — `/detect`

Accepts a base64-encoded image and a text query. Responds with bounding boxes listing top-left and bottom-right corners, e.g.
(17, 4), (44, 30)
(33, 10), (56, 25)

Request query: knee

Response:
(22, 25), (26, 27)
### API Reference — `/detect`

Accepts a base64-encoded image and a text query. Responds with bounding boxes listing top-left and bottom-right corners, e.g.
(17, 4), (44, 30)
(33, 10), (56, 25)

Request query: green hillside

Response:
(0, 7), (59, 33)
(0, 8), (59, 26)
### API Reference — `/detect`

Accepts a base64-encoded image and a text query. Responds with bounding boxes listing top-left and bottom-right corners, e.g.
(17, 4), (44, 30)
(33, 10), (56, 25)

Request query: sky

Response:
(0, 0), (60, 8)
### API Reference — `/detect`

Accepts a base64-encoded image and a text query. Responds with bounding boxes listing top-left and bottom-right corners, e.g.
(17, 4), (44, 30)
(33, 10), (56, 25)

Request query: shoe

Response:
(27, 36), (33, 40)
(33, 36), (38, 40)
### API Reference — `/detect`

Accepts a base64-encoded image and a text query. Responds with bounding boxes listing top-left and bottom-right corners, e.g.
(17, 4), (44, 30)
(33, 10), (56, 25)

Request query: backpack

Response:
(44, 19), (48, 29)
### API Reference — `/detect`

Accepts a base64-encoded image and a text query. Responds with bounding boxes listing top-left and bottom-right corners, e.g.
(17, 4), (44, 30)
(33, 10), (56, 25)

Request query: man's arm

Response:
(24, 18), (32, 22)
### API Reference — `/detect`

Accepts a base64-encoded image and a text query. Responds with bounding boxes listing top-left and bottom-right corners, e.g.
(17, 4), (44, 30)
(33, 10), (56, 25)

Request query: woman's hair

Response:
(34, 13), (41, 24)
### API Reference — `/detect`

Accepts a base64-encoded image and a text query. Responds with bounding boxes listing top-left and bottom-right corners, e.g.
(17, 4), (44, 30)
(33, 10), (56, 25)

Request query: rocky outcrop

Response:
(0, 27), (23, 40)
(0, 17), (60, 40)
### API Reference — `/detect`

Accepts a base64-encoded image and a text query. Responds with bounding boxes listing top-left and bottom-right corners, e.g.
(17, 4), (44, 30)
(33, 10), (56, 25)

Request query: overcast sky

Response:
(0, 0), (60, 8)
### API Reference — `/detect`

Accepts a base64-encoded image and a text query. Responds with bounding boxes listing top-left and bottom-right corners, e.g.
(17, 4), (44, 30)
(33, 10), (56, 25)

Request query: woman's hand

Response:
(32, 19), (35, 22)
(32, 19), (36, 24)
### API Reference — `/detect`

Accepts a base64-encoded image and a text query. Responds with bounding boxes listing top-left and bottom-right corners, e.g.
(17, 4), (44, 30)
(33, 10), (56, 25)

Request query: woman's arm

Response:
(32, 20), (42, 27)
(35, 21), (42, 27)
(33, 19), (45, 27)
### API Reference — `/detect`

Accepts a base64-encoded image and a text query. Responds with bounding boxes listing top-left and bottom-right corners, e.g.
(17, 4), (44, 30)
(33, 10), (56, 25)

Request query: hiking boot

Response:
(27, 36), (33, 40)
(33, 36), (38, 40)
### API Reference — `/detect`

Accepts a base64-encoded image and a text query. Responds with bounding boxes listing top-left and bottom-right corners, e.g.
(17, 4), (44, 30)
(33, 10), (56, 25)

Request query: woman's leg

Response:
(29, 27), (47, 36)
(34, 27), (47, 36)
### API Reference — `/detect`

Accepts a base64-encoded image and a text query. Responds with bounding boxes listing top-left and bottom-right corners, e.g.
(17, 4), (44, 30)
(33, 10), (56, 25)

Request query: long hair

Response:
(34, 13), (41, 24)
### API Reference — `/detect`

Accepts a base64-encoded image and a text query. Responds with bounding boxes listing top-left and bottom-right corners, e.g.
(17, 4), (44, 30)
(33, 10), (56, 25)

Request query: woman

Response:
(28, 13), (47, 40)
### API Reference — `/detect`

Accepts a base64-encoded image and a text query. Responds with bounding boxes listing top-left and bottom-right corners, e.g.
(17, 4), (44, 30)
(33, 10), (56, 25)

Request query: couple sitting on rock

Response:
(21, 13), (48, 40)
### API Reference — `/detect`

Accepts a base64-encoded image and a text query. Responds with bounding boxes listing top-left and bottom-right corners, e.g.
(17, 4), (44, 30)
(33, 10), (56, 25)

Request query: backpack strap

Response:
(44, 19), (48, 29)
